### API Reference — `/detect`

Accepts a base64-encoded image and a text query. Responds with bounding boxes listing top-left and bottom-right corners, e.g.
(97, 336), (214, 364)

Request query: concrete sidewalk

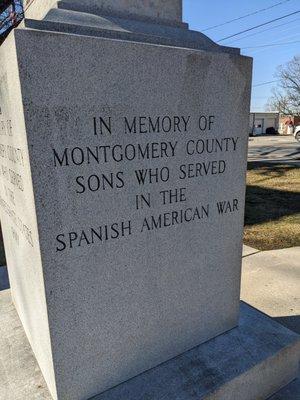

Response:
(241, 245), (300, 400)
(241, 245), (300, 334)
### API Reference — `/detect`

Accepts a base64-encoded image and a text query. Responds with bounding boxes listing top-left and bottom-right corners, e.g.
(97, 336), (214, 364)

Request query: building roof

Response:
(250, 112), (279, 115)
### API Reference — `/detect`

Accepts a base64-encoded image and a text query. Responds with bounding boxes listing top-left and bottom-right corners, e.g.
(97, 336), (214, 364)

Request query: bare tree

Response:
(267, 55), (300, 115)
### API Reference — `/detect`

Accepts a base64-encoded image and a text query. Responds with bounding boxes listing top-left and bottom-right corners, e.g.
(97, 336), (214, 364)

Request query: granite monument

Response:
(0, 1), (299, 400)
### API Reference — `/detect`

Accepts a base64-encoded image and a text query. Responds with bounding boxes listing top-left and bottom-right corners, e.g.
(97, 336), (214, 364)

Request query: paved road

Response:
(248, 135), (300, 164)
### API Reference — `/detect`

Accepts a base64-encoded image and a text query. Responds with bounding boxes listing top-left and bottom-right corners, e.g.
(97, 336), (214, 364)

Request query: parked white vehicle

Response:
(294, 125), (300, 142)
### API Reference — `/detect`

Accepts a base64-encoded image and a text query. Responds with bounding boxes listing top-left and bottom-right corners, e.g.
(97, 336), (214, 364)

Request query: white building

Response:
(249, 112), (279, 135)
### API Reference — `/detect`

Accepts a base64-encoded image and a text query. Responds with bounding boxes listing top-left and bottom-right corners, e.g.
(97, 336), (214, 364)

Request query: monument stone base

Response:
(0, 289), (299, 400)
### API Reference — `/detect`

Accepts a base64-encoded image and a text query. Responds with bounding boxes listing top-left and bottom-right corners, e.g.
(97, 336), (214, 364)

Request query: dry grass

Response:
(244, 162), (300, 250)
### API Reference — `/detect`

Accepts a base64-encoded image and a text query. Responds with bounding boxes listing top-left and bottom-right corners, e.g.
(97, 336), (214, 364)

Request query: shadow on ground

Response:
(245, 185), (300, 226)
(0, 225), (6, 266)
(273, 315), (300, 335)
(0, 266), (9, 291)
(247, 161), (299, 177)
(245, 162), (300, 227)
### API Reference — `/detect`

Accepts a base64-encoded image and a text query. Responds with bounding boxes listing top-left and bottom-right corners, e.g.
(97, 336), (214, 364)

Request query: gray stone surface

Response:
(23, 0), (239, 55)
(23, 2), (239, 54)
(0, 3), (251, 399)
(25, 0), (183, 25)
(0, 33), (57, 397)
(94, 304), (300, 400)
(1, 289), (299, 400)
(59, 0), (183, 24)
(23, 15), (238, 54)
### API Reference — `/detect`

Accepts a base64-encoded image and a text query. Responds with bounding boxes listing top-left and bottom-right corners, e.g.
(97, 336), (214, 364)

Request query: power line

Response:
(253, 80), (279, 87)
(225, 16), (300, 45)
(242, 39), (300, 49)
(202, 0), (292, 32)
(217, 10), (300, 42)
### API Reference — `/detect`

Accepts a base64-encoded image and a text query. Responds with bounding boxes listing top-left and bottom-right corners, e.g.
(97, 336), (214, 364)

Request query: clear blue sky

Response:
(183, 0), (300, 112)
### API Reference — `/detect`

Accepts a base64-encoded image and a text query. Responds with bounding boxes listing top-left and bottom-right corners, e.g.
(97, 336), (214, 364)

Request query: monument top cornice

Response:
(22, 0), (240, 55)
(25, 0), (183, 26)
